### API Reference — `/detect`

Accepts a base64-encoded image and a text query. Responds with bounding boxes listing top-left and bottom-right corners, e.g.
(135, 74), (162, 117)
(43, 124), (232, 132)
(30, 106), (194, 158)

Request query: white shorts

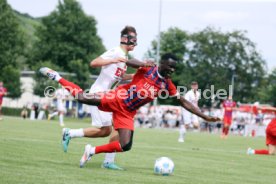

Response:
(91, 106), (112, 127)
(57, 102), (66, 112)
(183, 111), (199, 125)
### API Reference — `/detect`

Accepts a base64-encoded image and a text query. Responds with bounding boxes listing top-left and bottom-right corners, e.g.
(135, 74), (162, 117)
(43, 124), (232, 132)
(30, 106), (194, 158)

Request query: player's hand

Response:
(113, 57), (128, 63)
(204, 116), (221, 122)
(143, 60), (156, 67)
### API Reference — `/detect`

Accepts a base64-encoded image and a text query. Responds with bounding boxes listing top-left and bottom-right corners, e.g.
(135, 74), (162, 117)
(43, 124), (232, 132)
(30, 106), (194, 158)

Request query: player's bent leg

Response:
(81, 129), (133, 155)
(40, 67), (101, 106)
(63, 126), (113, 153)
(83, 126), (112, 138)
(118, 129), (134, 152)
(79, 130), (133, 168)
(79, 141), (123, 168)
(102, 130), (124, 170)
(121, 139), (133, 151)
(109, 129), (119, 142)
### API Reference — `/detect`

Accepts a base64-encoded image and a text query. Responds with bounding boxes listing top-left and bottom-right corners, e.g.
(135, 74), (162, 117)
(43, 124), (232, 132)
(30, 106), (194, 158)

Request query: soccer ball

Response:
(154, 157), (174, 176)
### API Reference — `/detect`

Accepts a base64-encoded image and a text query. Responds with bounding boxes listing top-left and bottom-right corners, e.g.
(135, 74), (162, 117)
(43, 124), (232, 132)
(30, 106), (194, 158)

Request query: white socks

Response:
(89, 146), (96, 155)
(69, 129), (84, 138)
(59, 114), (64, 125)
(104, 153), (116, 164)
(55, 74), (61, 82)
(179, 124), (186, 139)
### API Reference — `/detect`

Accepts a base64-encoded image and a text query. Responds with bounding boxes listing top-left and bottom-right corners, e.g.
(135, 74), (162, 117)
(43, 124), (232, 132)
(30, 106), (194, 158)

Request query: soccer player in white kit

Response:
(48, 87), (69, 126)
(179, 81), (201, 142)
(62, 26), (138, 170)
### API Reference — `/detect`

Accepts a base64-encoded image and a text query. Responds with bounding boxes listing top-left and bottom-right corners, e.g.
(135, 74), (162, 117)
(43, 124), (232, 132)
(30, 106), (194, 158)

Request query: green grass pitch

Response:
(0, 116), (275, 184)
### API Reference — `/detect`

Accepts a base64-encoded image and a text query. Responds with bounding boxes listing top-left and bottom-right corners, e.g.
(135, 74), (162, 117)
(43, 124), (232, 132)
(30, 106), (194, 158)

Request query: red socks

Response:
(224, 128), (229, 136)
(254, 149), (269, 155)
(59, 78), (83, 97)
(95, 141), (123, 154)
(222, 127), (229, 136)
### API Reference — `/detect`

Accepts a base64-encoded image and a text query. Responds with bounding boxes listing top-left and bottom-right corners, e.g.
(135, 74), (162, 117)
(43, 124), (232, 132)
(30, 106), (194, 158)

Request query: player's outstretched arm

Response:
(259, 106), (276, 111)
(90, 57), (127, 68)
(177, 96), (220, 122)
(76, 92), (101, 106)
(126, 58), (155, 68)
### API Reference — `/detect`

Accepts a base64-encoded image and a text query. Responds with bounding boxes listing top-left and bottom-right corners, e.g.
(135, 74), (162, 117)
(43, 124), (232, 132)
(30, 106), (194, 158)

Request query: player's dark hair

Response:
(160, 53), (178, 64)
(121, 26), (137, 37)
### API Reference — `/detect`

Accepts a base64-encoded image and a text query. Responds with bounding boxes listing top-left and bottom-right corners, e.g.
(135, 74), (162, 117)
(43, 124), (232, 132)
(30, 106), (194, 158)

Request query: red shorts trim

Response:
(266, 119), (276, 146)
(98, 90), (136, 131)
(223, 116), (232, 125)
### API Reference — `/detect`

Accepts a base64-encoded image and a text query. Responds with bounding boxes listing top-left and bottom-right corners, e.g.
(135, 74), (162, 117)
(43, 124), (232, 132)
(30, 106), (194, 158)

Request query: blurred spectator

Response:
(136, 105), (149, 127)
(48, 87), (69, 126)
(166, 110), (177, 128)
(21, 105), (28, 119)
(255, 110), (264, 125)
(32, 103), (39, 119)
(0, 81), (7, 120)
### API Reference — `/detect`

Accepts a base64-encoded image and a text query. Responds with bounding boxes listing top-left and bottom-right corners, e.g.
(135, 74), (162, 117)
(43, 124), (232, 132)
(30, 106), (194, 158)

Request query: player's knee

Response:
(99, 126), (112, 137)
(121, 140), (133, 152)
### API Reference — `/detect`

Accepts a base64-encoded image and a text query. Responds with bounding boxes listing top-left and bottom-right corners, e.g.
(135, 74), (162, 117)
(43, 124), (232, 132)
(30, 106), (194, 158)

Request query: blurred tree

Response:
(188, 28), (266, 106)
(0, 0), (24, 98)
(148, 27), (266, 106)
(146, 27), (189, 62)
(258, 69), (276, 106)
(1, 66), (21, 98)
(30, 0), (105, 89)
(14, 10), (42, 70)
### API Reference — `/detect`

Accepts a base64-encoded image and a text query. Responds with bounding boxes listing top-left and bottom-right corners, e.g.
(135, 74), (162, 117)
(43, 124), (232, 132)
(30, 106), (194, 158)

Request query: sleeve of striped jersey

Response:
(168, 80), (178, 96)
(137, 66), (150, 73)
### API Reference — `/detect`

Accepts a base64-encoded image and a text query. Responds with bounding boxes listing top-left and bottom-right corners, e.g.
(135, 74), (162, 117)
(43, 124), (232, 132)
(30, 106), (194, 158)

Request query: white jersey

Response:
(185, 90), (200, 107)
(89, 46), (128, 127)
(55, 88), (69, 112)
(90, 46), (128, 93)
(182, 89), (201, 124)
